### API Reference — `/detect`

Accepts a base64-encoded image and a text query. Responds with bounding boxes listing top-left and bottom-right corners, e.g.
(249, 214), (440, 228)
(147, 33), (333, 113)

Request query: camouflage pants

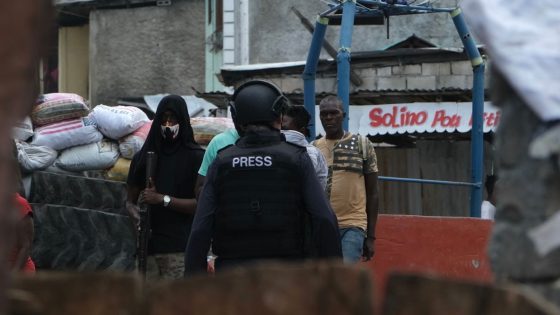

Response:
(146, 253), (185, 281)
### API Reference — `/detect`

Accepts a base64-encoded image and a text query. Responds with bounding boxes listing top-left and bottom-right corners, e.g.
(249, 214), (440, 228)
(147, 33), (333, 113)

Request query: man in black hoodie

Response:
(185, 80), (341, 275)
(127, 95), (204, 280)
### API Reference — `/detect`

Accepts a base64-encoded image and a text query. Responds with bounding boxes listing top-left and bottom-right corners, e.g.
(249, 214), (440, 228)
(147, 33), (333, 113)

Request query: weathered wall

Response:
(264, 60), (491, 94)
(489, 70), (560, 305)
(89, 0), (205, 107)
(377, 140), (495, 216)
(248, 0), (462, 64)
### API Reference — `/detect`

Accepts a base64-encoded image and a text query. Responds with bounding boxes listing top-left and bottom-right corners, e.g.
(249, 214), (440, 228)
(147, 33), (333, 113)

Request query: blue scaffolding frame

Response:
(302, 0), (485, 217)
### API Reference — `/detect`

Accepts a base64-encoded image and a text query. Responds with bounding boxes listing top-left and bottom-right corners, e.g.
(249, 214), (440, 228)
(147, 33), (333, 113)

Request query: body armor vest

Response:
(213, 141), (307, 260)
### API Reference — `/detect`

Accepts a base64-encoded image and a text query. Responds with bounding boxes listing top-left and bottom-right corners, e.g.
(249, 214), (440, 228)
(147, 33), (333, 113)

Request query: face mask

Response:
(161, 124), (180, 140)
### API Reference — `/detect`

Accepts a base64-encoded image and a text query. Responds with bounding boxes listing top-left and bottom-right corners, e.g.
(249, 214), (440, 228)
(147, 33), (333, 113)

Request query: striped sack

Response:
(31, 117), (103, 151)
(32, 93), (90, 126)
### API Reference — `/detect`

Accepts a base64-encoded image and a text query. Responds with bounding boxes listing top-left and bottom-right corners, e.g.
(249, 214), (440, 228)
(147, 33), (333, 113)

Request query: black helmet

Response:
(230, 80), (290, 125)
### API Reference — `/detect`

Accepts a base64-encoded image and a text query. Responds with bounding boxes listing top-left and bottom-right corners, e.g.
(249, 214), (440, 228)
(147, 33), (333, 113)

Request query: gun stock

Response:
(137, 151), (156, 276)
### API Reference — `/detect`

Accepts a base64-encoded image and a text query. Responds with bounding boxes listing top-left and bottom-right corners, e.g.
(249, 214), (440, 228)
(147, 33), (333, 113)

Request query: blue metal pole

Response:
(379, 176), (479, 187)
(337, 0), (356, 131)
(320, 3), (343, 17)
(302, 16), (329, 140)
(451, 8), (485, 217)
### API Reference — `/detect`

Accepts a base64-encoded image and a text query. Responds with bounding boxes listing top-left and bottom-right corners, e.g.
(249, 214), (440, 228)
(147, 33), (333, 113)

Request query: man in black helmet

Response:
(185, 80), (342, 275)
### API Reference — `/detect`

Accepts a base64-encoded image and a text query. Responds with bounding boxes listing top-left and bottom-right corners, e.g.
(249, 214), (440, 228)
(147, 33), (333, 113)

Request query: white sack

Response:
(31, 117), (103, 151)
(12, 117), (34, 141)
(119, 121), (152, 159)
(16, 141), (58, 173)
(55, 139), (120, 172)
(91, 105), (149, 140)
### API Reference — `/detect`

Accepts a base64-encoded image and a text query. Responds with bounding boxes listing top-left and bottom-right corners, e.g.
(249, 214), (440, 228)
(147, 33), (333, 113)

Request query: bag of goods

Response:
(16, 141), (58, 173)
(31, 93), (90, 126)
(31, 117), (103, 151)
(55, 139), (120, 172)
(119, 121), (152, 159)
(105, 158), (132, 182)
(12, 117), (34, 141)
(90, 105), (149, 140)
(190, 117), (234, 145)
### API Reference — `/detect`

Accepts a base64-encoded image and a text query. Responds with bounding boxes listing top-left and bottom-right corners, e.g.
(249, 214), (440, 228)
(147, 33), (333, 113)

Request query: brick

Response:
(407, 76), (436, 90)
(378, 76), (406, 90)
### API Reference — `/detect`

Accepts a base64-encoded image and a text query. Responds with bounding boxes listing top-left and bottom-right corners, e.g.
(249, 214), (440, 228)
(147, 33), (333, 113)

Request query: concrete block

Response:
(378, 76), (406, 90)
(223, 37), (234, 50)
(451, 60), (473, 75)
(223, 50), (235, 64)
(359, 75), (378, 91)
(223, 11), (234, 23)
(407, 76), (436, 90)
(377, 66), (392, 77)
(422, 63), (451, 76)
(357, 68), (376, 80)
(437, 75), (468, 89)
(223, 0), (234, 11)
(392, 64), (421, 75)
(223, 22), (234, 36)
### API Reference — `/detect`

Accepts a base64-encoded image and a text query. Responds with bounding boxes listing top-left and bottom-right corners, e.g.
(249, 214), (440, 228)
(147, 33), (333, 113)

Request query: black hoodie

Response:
(127, 95), (204, 254)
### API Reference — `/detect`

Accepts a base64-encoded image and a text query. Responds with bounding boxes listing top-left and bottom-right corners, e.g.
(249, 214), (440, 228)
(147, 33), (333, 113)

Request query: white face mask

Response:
(161, 124), (180, 139)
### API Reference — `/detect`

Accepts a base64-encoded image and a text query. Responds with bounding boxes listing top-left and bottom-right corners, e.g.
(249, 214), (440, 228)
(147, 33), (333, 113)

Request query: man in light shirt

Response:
(281, 105), (328, 190)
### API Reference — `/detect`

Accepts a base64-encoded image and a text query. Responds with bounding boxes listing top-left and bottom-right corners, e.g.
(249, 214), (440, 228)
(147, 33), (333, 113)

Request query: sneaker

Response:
(529, 121), (560, 158)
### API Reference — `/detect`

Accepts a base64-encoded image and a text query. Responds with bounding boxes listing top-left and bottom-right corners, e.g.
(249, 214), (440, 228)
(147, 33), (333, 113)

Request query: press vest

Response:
(213, 141), (307, 260)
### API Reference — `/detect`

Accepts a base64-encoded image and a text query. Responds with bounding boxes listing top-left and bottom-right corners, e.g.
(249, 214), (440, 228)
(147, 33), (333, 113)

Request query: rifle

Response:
(138, 151), (156, 276)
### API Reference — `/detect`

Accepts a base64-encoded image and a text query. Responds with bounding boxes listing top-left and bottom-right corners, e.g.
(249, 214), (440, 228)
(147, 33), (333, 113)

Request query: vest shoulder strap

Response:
(359, 135), (368, 161)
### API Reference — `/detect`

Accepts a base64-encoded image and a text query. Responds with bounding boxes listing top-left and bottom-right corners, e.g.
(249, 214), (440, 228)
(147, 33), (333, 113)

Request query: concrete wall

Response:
(234, 60), (490, 94)
(89, 0), (205, 106)
(247, 0), (462, 64)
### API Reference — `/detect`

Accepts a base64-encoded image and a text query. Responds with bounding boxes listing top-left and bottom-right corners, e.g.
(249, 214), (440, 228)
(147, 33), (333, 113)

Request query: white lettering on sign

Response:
(232, 156), (273, 168)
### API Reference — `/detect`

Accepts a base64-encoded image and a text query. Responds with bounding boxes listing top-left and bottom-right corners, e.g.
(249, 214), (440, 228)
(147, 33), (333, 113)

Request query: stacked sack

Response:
(190, 117), (234, 145)
(15, 92), (235, 182)
(15, 93), (150, 180)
